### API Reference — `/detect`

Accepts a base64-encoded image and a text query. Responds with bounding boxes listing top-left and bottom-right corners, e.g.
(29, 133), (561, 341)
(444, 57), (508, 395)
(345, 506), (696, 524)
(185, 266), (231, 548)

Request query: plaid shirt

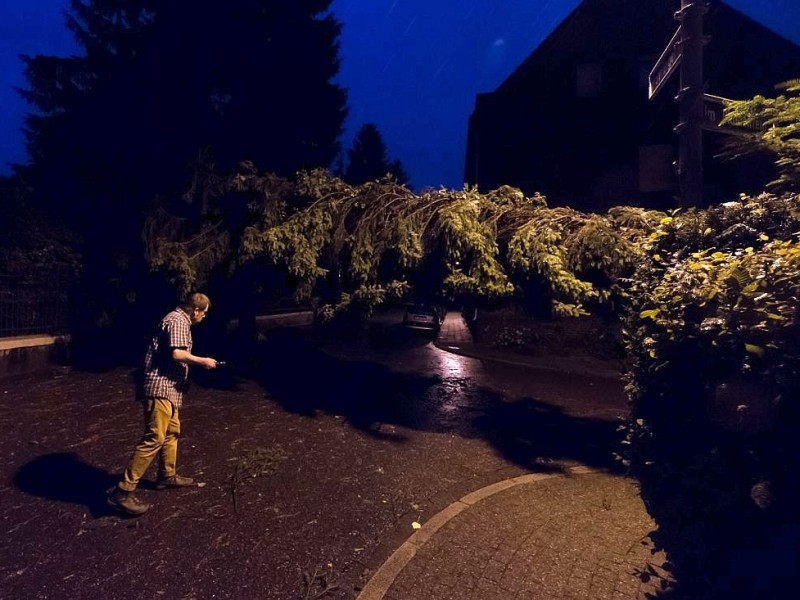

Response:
(142, 308), (192, 408)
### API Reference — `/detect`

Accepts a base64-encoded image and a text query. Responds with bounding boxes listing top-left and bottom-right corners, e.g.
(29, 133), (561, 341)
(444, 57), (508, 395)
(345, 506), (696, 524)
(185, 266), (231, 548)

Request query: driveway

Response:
(0, 318), (628, 599)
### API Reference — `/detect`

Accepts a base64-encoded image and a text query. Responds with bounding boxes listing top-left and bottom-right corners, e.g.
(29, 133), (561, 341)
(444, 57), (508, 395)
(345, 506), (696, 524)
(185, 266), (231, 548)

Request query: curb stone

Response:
(356, 467), (596, 600)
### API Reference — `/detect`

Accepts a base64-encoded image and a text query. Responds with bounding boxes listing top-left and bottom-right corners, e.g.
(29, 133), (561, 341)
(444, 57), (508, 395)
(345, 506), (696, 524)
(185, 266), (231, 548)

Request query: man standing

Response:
(108, 292), (218, 516)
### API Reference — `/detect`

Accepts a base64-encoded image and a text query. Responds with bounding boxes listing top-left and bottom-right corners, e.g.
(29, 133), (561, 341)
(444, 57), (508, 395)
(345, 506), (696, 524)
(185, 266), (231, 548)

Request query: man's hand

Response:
(199, 357), (218, 370)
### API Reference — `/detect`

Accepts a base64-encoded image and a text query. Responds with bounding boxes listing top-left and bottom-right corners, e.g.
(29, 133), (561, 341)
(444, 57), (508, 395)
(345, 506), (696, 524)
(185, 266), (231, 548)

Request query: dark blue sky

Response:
(1, 0), (799, 190)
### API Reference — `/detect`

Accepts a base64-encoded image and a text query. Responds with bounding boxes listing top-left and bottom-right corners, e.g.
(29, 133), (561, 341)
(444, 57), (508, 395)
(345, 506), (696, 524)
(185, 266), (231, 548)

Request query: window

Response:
(576, 63), (602, 97)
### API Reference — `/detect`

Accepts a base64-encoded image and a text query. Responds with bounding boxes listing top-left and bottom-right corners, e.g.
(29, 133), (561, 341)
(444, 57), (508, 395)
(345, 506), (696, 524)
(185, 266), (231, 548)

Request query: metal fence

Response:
(0, 270), (71, 337)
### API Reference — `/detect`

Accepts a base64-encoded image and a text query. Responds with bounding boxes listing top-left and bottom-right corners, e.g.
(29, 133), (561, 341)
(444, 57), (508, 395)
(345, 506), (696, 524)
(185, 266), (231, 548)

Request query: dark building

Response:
(464, 0), (800, 211)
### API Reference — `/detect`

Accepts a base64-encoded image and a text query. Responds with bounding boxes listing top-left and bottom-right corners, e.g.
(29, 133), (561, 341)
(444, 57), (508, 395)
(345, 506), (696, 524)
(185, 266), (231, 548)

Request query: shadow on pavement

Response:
(13, 452), (118, 518)
(245, 328), (443, 435)
(243, 327), (624, 473)
(641, 480), (800, 599)
(473, 397), (624, 473)
(646, 515), (800, 599)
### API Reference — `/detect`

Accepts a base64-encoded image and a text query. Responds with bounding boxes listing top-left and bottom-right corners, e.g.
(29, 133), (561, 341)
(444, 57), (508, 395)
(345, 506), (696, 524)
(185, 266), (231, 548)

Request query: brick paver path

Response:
(382, 472), (673, 600)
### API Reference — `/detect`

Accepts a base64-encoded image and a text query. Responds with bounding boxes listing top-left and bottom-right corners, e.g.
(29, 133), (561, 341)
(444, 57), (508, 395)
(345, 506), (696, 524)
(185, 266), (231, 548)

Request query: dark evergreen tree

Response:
(16, 0), (348, 363)
(20, 0), (347, 229)
(343, 123), (409, 185)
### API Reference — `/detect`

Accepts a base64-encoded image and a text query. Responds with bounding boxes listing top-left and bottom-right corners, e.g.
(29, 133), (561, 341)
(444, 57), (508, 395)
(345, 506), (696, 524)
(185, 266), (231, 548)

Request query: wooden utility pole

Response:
(675, 0), (706, 207)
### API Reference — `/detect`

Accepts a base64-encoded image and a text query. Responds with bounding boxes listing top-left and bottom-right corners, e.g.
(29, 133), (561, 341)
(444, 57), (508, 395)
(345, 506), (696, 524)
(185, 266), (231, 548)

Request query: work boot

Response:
(107, 487), (151, 516)
(155, 474), (195, 490)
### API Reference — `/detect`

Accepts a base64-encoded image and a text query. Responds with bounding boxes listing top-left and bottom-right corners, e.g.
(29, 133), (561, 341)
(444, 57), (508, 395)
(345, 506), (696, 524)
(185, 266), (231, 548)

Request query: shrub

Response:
(620, 191), (800, 594)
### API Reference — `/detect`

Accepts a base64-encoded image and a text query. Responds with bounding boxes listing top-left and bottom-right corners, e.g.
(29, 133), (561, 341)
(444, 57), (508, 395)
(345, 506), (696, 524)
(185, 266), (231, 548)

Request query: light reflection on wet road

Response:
(315, 309), (628, 428)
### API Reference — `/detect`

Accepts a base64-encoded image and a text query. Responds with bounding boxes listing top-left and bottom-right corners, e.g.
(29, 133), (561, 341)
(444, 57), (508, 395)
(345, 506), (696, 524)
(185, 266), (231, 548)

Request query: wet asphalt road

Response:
(295, 310), (628, 430)
(0, 312), (629, 599)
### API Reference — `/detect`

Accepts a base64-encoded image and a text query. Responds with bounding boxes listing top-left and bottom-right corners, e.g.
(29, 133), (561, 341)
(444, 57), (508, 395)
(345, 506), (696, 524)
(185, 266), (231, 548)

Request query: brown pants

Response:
(118, 398), (180, 492)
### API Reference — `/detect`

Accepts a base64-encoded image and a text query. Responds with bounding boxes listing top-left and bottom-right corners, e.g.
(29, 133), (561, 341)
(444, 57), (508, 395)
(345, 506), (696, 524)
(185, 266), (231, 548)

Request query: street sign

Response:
(701, 93), (766, 136)
(701, 94), (728, 130)
(649, 27), (682, 99)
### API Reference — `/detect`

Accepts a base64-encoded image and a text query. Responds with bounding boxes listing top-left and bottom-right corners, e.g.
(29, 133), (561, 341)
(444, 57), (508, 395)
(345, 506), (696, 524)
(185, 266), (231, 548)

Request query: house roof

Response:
(496, 0), (800, 95)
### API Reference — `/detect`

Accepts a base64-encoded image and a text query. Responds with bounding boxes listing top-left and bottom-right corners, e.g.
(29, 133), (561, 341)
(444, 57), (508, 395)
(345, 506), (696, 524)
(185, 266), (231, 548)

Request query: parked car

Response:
(402, 303), (443, 331)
